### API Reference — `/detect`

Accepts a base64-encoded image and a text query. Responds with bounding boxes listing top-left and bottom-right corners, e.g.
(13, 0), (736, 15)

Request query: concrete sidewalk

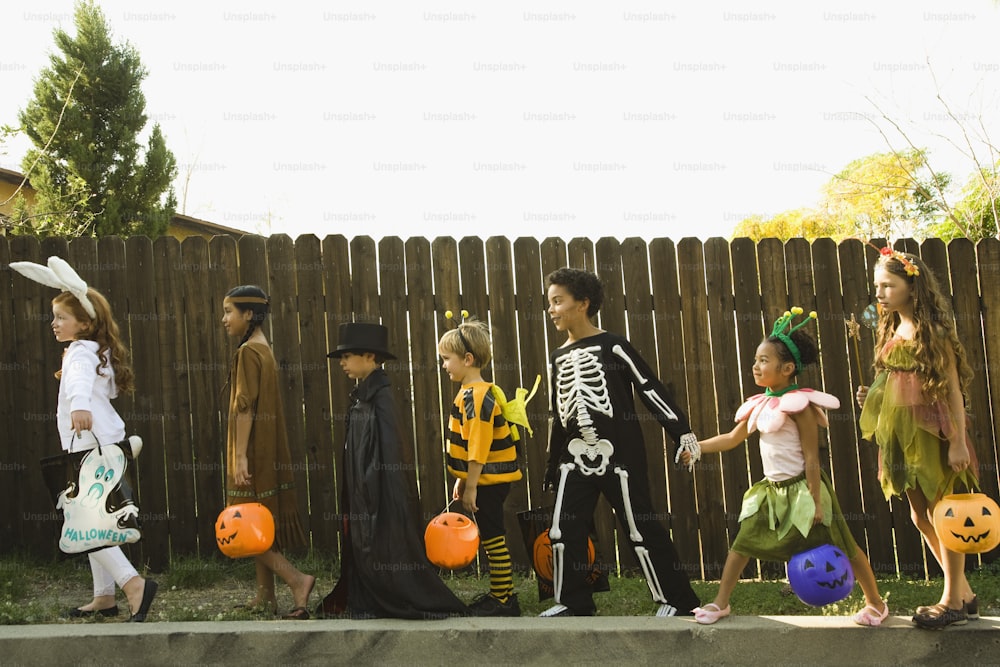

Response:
(1, 615), (998, 666)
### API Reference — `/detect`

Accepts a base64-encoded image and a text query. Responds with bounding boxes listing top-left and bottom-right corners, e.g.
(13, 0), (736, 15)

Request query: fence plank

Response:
(838, 239), (896, 574)
(7, 236), (50, 555)
(705, 237), (747, 566)
(539, 238), (568, 354)
(729, 237), (765, 579)
(512, 237), (549, 510)
(430, 236), (461, 521)
(293, 236), (333, 553)
(976, 240), (1000, 511)
(678, 238), (727, 579)
(351, 237), (379, 323)
(948, 240), (996, 499)
(622, 237), (673, 567)
(180, 236), (225, 555)
(485, 236), (530, 567)
(812, 239), (868, 553)
(152, 236), (195, 556)
(406, 237), (447, 525)
(0, 239), (19, 547)
(379, 235), (423, 533)
(649, 238), (701, 574)
(266, 235), (309, 554)
(122, 236), (169, 570)
(321, 234), (352, 539)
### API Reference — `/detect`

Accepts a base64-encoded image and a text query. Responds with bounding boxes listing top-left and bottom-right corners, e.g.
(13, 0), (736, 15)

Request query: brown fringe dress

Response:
(226, 341), (307, 551)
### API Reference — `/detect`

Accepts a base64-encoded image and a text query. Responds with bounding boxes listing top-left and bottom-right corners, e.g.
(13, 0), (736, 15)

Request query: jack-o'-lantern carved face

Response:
(787, 544), (855, 607)
(933, 493), (1000, 554)
(215, 503), (274, 558)
(424, 512), (480, 570)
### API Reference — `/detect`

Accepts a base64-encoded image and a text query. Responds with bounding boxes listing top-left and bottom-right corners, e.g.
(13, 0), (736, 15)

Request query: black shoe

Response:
(468, 593), (521, 617)
(913, 604), (967, 629)
(63, 605), (119, 618)
(129, 579), (158, 623)
(916, 597), (979, 620)
(967, 596), (979, 620)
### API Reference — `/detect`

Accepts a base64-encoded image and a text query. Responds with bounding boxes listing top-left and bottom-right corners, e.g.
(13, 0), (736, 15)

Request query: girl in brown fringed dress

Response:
(222, 285), (315, 619)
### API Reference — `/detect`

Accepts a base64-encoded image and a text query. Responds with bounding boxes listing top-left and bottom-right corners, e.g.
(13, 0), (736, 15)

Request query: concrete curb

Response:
(1, 615), (998, 666)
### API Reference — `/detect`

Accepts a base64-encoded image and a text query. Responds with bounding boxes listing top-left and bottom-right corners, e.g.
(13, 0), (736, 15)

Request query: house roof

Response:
(170, 213), (248, 238)
(0, 167), (29, 187)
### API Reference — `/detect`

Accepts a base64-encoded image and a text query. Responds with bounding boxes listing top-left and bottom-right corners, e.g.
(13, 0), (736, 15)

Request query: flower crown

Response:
(875, 245), (920, 277)
(771, 307), (817, 372)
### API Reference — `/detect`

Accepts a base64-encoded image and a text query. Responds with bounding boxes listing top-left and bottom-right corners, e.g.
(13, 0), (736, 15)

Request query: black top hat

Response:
(327, 322), (397, 360)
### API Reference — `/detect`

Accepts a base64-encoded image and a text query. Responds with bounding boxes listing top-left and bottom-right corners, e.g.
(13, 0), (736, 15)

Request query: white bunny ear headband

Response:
(9, 256), (97, 319)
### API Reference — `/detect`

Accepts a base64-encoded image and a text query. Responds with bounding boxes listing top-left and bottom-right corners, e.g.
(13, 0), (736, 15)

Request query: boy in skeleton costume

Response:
(541, 268), (702, 617)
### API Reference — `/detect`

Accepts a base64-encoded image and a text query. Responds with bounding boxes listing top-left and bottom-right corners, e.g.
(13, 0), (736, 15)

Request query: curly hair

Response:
(766, 327), (819, 374)
(52, 289), (134, 394)
(873, 252), (973, 405)
(545, 267), (603, 317)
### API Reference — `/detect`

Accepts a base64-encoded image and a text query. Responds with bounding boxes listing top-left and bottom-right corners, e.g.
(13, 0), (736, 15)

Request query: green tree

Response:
(13, 0), (176, 236)
(820, 149), (948, 240)
(732, 208), (843, 242)
(926, 162), (1000, 242)
(734, 150), (951, 242)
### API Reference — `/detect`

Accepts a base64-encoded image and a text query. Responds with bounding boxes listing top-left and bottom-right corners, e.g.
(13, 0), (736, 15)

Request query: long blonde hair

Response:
(52, 288), (134, 394)
(873, 252), (972, 405)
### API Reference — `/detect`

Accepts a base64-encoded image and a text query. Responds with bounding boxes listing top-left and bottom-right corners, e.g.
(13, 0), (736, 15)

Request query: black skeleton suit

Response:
(545, 332), (701, 616)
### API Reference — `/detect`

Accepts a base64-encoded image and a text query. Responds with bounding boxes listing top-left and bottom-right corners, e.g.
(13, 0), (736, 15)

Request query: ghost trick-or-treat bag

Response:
(39, 433), (144, 554)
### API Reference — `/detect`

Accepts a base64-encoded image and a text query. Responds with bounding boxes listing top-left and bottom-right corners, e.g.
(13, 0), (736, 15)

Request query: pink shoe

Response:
(852, 602), (889, 627)
(693, 603), (731, 625)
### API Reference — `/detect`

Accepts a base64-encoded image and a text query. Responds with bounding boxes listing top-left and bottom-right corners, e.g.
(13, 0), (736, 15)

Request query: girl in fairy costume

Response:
(856, 249), (979, 629)
(682, 308), (887, 626)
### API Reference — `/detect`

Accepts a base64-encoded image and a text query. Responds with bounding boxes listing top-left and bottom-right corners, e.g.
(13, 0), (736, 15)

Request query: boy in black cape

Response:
(316, 323), (468, 619)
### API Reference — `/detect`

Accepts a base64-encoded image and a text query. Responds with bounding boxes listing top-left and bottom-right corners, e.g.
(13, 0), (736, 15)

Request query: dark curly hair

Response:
(545, 267), (603, 317)
(766, 327), (819, 374)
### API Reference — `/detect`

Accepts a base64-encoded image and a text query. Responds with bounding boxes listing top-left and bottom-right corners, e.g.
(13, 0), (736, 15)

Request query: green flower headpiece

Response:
(771, 307), (817, 372)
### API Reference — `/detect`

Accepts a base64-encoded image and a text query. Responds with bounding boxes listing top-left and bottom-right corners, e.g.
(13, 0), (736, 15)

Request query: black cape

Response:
(317, 369), (468, 619)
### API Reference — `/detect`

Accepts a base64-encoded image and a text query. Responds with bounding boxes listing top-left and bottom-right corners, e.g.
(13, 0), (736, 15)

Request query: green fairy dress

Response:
(859, 338), (978, 501)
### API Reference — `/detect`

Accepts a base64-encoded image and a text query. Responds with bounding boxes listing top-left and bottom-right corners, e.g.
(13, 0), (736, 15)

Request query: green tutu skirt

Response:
(731, 471), (859, 562)
(859, 359), (978, 501)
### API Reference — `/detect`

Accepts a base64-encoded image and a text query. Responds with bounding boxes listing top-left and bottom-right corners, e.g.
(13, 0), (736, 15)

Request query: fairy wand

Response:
(845, 303), (880, 384)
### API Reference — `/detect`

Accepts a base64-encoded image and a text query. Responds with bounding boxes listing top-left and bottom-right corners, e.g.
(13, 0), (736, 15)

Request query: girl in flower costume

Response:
(857, 249), (978, 629)
(681, 308), (887, 626)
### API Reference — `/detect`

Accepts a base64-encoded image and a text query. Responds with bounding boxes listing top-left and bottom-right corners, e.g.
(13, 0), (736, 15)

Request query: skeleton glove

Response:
(674, 432), (701, 472)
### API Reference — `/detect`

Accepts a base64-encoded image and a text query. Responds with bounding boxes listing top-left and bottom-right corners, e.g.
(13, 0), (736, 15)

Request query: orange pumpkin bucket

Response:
(424, 511), (480, 569)
(933, 492), (1000, 554)
(215, 502), (275, 558)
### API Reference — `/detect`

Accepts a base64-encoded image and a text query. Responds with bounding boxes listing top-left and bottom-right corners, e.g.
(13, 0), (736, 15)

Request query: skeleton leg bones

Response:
(614, 466), (671, 609)
(548, 462), (575, 603)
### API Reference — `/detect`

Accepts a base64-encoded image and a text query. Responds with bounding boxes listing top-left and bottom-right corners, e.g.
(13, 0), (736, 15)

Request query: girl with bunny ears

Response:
(10, 256), (158, 622)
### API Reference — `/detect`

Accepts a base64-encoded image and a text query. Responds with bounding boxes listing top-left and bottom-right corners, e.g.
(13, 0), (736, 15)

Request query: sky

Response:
(2, 0), (999, 242)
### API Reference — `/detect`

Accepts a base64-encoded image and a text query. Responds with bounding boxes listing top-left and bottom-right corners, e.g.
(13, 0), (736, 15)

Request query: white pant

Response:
(89, 547), (138, 597)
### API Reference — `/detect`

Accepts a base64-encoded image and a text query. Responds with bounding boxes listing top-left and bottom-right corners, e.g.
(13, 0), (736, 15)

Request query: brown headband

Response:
(226, 296), (269, 304)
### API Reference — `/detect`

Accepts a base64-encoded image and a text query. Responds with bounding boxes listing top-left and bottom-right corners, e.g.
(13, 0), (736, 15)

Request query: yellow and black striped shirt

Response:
(446, 382), (522, 485)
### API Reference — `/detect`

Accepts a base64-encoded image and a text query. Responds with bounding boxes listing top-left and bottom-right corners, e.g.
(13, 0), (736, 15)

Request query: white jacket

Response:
(57, 340), (126, 451)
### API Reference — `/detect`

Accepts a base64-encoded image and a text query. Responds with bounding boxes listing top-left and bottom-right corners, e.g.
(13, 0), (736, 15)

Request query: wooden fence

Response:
(1, 234), (998, 580)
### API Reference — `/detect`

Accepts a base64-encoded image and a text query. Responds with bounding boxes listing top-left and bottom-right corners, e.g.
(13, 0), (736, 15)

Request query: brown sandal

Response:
(281, 606), (311, 620)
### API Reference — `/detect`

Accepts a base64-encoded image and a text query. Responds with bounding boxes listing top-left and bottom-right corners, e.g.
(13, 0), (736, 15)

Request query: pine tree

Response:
(15, 0), (176, 237)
